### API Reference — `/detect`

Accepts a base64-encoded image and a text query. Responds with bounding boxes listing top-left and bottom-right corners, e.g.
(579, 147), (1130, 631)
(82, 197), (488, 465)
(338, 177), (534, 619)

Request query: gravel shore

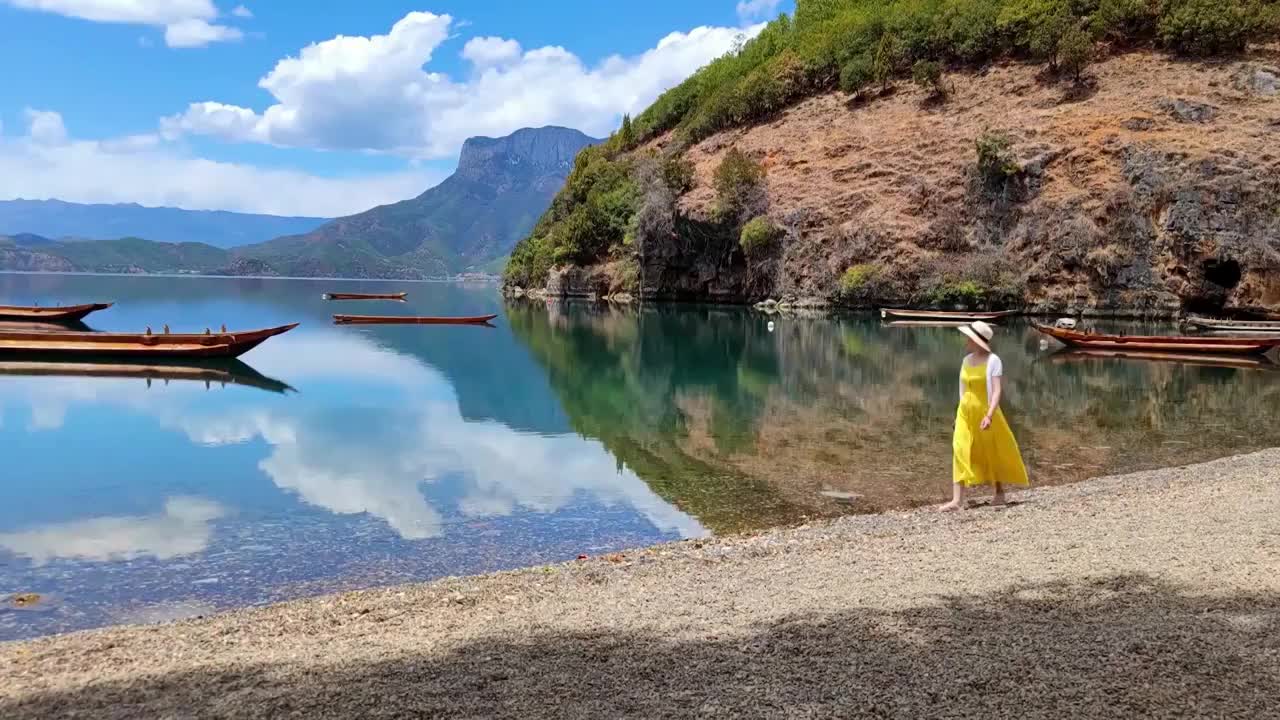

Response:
(3, 450), (1279, 719)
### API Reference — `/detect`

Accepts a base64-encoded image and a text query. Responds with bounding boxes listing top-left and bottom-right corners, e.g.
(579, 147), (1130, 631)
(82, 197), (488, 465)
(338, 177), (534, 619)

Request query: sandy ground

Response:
(2, 450), (1279, 719)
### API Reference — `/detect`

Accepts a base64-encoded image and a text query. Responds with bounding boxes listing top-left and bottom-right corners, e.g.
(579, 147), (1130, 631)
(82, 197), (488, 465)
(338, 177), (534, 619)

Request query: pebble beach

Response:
(2, 450), (1278, 719)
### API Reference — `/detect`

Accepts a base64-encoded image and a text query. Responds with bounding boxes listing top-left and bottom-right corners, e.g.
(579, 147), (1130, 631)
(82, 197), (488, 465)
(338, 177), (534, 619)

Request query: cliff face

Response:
(552, 51), (1280, 314)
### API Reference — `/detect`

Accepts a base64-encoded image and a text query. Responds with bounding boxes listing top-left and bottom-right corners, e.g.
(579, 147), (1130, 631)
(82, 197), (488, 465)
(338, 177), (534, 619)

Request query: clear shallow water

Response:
(3, 274), (1279, 640)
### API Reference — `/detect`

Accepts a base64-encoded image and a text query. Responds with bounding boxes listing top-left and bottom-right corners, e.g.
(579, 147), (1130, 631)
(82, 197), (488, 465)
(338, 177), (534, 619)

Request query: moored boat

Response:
(0, 323), (298, 359)
(1033, 323), (1280, 356)
(1182, 316), (1280, 334)
(332, 314), (497, 326)
(0, 302), (113, 322)
(880, 308), (1019, 322)
(323, 292), (408, 301)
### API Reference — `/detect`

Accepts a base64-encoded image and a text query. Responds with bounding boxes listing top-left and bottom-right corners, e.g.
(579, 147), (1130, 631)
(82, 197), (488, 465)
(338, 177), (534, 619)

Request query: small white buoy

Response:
(767, 321), (775, 333)
(1039, 339), (1050, 351)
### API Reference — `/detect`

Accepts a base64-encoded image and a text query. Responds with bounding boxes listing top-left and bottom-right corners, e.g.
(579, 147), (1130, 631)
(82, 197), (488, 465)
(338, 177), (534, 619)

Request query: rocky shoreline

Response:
(3, 450), (1279, 718)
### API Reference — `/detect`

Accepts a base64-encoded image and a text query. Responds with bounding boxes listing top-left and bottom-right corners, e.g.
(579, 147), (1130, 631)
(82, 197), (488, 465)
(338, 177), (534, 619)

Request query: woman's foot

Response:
(938, 500), (967, 512)
(990, 482), (1007, 506)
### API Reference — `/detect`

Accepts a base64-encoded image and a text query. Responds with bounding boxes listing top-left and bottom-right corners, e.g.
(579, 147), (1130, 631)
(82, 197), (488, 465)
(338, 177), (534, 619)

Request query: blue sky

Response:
(0, 1), (790, 217)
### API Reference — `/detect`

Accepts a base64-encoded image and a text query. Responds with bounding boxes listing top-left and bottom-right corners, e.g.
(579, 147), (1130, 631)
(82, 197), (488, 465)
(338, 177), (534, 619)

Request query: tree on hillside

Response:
(1058, 25), (1094, 81)
(713, 148), (767, 224)
(912, 60), (948, 99)
(872, 33), (903, 92)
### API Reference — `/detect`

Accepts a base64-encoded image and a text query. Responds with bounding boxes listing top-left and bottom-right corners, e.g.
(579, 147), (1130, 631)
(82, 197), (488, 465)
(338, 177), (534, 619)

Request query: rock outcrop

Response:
(545, 50), (1280, 315)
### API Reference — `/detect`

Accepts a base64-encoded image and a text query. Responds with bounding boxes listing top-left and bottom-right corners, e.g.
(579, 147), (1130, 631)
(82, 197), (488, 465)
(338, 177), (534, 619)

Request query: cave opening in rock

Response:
(1203, 258), (1242, 289)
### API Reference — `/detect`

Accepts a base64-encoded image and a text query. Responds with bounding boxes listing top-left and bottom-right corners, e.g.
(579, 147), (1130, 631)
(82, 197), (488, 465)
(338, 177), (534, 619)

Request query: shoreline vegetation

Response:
(3, 449), (1278, 717)
(505, 0), (1280, 315)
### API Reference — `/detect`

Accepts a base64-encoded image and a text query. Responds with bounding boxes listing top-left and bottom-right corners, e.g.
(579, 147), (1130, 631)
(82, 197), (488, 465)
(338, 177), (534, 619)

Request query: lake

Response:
(3, 273), (1279, 640)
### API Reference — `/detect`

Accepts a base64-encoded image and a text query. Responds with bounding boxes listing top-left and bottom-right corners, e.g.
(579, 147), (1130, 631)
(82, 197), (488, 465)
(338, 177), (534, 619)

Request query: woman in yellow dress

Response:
(941, 320), (1029, 511)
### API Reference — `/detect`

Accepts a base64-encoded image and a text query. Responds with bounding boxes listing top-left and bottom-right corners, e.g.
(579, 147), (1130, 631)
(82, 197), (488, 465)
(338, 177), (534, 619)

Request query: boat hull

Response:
(1033, 323), (1280, 356)
(0, 302), (113, 322)
(0, 323), (298, 359)
(333, 314), (497, 326)
(1183, 317), (1280, 334)
(880, 308), (1018, 322)
(324, 293), (407, 301)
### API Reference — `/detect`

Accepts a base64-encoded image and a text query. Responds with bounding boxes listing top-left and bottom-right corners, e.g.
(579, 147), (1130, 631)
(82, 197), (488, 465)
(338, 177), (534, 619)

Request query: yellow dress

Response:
(953, 358), (1029, 488)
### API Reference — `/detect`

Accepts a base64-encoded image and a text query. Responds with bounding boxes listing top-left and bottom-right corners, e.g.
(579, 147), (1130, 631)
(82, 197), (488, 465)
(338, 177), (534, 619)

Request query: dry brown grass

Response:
(673, 49), (1280, 310)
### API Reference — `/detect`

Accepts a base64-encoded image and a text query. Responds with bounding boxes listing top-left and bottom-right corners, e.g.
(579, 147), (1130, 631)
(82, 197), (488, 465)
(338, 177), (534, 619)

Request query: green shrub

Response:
(936, 0), (1004, 63)
(714, 148), (767, 222)
(661, 154), (696, 195)
(1158, 0), (1257, 56)
(839, 53), (876, 94)
(975, 130), (1020, 189)
(1092, 0), (1162, 45)
(839, 263), (881, 296)
(740, 216), (782, 256)
(912, 59), (947, 96)
(928, 279), (986, 306)
(1057, 25), (1094, 79)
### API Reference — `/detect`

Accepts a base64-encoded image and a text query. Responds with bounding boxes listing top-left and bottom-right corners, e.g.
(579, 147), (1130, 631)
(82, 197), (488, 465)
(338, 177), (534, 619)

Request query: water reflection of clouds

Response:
(0, 330), (705, 542)
(0, 497), (226, 565)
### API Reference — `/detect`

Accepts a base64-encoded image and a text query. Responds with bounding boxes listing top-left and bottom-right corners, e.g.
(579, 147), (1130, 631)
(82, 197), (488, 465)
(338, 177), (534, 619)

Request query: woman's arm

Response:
(981, 376), (1002, 430)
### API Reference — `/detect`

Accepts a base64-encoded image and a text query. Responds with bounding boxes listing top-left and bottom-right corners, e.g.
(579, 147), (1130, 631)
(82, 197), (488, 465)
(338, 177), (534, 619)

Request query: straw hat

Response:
(958, 320), (994, 352)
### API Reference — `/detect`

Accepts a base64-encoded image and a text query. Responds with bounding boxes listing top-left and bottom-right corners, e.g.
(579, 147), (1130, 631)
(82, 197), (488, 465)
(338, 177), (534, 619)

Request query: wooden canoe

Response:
(332, 314), (497, 326)
(0, 358), (295, 393)
(0, 323), (298, 359)
(1047, 348), (1278, 371)
(0, 302), (113, 322)
(879, 308), (1019, 322)
(883, 319), (970, 328)
(1033, 323), (1280, 355)
(1183, 316), (1280, 334)
(324, 292), (408, 301)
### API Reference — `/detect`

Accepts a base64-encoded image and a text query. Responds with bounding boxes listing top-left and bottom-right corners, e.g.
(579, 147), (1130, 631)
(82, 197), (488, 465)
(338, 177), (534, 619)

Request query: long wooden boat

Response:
(323, 292), (407, 301)
(1032, 323), (1280, 356)
(0, 302), (112, 322)
(332, 314), (497, 326)
(1182, 316), (1280, 334)
(1047, 348), (1277, 371)
(0, 358), (295, 393)
(883, 319), (970, 328)
(880, 308), (1019, 322)
(0, 323), (298, 359)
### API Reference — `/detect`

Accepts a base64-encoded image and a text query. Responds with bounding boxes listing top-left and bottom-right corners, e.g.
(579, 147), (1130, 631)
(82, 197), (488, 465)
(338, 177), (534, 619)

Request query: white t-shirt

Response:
(959, 353), (1003, 407)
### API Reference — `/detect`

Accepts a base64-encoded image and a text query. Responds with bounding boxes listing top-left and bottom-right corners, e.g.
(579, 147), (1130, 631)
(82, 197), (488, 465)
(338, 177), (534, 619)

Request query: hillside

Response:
(242, 127), (601, 279)
(506, 0), (1280, 315)
(0, 199), (326, 249)
(0, 234), (230, 274)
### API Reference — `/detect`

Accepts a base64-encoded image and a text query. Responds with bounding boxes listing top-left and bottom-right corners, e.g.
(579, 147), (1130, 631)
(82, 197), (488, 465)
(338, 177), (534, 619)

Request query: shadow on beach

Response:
(5, 574), (1278, 719)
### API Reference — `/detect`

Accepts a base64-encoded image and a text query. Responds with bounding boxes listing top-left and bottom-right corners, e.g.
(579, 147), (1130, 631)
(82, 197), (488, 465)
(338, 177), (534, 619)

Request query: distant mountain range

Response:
(0, 126), (601, 278)
(0, 199), (327, 249)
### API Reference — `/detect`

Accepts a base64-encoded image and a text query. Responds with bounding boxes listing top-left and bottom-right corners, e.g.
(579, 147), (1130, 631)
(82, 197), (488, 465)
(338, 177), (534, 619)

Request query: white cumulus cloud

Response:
(0, 110), (441, 216)
(162, 11), (762, 158)
(3, 0), (244, 48)
(231, 4), (251, 18)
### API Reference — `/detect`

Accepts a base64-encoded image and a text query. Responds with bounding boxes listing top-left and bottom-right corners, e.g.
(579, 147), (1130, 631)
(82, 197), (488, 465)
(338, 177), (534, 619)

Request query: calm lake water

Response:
(3, 273), (1278, 640)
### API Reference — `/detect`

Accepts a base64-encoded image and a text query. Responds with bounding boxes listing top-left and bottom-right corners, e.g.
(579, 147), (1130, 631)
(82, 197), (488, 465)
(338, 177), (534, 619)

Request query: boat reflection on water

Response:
(0, 357), (295, 394)
(1045, 348), (1280, 372)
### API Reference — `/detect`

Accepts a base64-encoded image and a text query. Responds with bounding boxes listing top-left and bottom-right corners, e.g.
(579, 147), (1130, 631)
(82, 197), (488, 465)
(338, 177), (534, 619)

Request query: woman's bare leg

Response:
(939, 482), (967, 511)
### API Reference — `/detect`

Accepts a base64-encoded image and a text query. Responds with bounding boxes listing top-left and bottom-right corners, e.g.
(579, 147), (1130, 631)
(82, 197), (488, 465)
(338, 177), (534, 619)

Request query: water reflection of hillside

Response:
(509, 302), (1280, 533)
